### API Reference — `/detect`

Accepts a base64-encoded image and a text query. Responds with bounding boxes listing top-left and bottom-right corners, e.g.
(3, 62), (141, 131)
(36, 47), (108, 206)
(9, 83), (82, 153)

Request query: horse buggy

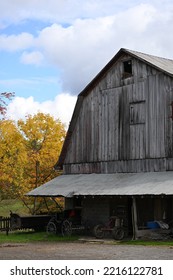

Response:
(10, 208), (87, 236)
(10, 210), (126, 239)
(46, 209), (89, 236)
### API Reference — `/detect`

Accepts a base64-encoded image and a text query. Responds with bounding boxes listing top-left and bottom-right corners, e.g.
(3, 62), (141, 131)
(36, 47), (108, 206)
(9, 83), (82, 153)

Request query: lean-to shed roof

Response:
(27, 172), (173, 197)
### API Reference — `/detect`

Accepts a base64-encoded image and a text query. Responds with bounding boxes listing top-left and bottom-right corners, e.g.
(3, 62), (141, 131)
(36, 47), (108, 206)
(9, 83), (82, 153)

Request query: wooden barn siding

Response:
(63, 158), (173, 174)
(64, 55), (173, 173)
(165, 75), (173, 157)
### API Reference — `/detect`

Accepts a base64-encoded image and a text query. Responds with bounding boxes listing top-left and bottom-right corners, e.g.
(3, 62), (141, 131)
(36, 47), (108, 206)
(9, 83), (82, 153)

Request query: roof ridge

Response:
(124, 48), (173, 62)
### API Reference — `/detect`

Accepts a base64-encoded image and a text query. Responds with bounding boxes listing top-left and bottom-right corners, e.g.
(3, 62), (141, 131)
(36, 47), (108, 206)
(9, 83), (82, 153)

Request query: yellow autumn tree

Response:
(0, 119), (27, 199)
(17, 112), (66, 192)
(0, 113), (66, 206)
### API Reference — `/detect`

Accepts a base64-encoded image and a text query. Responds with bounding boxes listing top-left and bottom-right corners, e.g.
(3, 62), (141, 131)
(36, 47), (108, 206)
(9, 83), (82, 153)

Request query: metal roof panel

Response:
(125, 49), (173, 76)
(26, 172), (173, 197)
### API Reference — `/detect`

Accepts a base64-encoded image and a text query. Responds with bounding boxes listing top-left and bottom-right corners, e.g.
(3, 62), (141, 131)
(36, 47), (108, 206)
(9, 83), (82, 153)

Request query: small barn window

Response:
(130, 101), (145, 125)
(123, 60), (132, 78)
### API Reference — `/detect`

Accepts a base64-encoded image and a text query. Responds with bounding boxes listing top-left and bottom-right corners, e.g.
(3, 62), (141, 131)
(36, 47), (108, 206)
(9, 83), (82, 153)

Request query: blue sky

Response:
(1, 0), (173, 126)
(0, 19), (61, 102)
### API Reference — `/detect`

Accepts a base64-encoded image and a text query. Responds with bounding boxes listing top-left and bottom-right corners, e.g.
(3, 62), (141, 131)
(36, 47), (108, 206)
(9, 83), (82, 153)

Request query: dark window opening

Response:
(169, 101), (173, 120)
(123, 60), (132, 78)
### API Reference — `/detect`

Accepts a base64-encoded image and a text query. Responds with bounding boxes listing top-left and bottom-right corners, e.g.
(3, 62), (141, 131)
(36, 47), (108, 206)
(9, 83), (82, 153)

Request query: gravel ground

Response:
(0, 240), (173, 260)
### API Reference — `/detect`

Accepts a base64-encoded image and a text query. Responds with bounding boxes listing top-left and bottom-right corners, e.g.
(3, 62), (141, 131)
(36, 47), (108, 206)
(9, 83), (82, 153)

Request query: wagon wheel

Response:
(61, 219), (72, 237)
(112, 227), (125, 240)
(46, 221), (57, 235)
(93, 224), (104, 239)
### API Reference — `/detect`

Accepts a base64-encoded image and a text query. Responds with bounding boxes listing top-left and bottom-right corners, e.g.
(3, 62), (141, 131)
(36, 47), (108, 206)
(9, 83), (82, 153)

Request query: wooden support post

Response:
(33, 197), (37, 214)
(44, 197), (50, 212)
(132, 196), (138, 240)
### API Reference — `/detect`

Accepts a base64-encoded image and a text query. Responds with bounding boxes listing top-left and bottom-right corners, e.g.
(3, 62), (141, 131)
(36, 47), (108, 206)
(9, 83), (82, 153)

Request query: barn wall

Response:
(81, 196), (129, 227)
(82, 197), (109, 226)
(63, 158), (173, 173)
(63, 54), (173, 173)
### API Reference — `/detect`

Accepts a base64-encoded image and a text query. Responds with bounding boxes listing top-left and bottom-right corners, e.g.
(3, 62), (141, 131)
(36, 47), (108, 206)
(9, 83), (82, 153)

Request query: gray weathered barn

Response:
(28, 48), (173, 239)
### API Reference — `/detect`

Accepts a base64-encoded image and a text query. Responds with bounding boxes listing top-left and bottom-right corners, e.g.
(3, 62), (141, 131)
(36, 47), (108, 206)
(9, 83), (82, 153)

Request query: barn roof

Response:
(55, 48), (173, 169)
(79, 48), (173, 98)
(124, 49), (173, 76)
(27, 171), (173, 197)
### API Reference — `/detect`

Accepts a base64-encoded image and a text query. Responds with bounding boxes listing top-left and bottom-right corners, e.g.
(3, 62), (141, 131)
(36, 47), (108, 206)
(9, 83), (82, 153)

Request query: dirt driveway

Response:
(0, 240), (173, 259)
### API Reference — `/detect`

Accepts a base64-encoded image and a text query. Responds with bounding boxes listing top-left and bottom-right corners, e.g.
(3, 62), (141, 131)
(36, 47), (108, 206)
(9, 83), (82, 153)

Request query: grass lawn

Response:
(1, 231), (173, 245)
(0, 231), (78, 243)
(0, 199), (30, 217)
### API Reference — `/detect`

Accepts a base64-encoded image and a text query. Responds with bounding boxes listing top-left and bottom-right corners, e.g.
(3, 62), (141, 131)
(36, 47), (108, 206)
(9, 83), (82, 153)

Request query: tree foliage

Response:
(0, 120), (27, 199)
(0, 113), (66, 201)
(0, 92), (15, 116)
(18, 112), (66, 190)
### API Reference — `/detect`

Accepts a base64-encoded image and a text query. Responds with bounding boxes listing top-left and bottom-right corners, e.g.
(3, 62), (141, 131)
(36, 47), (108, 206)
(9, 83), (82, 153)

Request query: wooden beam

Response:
(132, 196), (138, 240)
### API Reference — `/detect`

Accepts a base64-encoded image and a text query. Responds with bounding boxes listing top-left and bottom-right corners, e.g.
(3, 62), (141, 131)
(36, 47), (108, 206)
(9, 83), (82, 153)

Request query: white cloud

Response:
(1, 1), (173, 103)
(6, 93), (77, 128)
(20, 51), (44, 65)
(37, 19), (116, 93)
(0, 1), (148, 25)
(0, 32), (34, 52)
(35, 2), (173, 93)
